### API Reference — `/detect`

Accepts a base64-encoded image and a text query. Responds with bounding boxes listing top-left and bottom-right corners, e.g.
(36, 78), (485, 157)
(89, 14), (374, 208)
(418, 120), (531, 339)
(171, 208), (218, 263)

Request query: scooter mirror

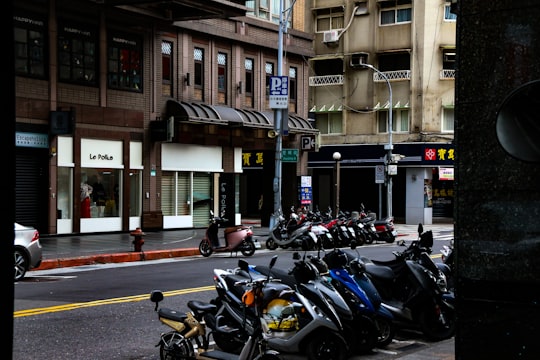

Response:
(293, 252), (301, 260)
(238, 259), (249, 272)
(418, 223), (423, 235)
(269, 254), (278, 269)
(350, 240), (357, 250)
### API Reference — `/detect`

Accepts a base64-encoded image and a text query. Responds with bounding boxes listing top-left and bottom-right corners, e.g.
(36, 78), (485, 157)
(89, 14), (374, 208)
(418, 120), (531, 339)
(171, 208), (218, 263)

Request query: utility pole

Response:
(362, 63), (393, 219)
(270, 0), (285, 229)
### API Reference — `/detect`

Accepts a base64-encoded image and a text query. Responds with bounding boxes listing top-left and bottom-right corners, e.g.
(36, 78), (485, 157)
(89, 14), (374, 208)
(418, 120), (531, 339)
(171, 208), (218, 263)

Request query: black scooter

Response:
(359, 224), (456, 341)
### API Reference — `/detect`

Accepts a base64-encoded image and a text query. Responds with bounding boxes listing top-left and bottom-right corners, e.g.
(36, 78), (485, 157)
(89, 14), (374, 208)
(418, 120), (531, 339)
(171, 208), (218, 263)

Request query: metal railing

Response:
(308, 74), (344, 86)
(373, 70), (410, 82)
(440, 69), (456, 79)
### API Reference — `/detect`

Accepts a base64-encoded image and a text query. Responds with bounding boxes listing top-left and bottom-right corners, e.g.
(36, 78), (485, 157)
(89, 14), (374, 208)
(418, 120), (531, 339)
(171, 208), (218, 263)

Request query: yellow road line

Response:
(14, 285), (215, 318)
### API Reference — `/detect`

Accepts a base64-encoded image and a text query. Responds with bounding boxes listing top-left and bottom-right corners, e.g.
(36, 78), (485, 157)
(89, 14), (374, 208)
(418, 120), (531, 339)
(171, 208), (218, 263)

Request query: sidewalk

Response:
(34, 222), (453, 271)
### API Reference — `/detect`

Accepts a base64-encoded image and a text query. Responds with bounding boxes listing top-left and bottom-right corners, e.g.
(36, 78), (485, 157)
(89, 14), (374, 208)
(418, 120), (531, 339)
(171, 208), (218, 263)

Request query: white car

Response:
(14, 223), (42, 281)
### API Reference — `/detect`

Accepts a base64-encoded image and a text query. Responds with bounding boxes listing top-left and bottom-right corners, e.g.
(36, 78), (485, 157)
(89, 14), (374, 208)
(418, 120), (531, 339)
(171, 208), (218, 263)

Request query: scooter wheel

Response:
(266, 238), (278, 250)
(198, 240), (213, 257)
(385, 234), (396, 243)
(241, 240), (256, 256)
(306, 331), (348, 360)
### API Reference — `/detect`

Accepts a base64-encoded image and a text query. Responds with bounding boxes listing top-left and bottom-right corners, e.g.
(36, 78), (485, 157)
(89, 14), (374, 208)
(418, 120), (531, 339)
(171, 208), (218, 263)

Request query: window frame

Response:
(194, 47), (205, 101)
(162, 40), (173, 97)
(14, 13), (48, 79)
(379, 1), (412, 26)
(444, 3), (457, 21)
(442, 107), (454, 132)
(217, 51), (228, 104)
(57, 22), (98, 86)
(377, 109), (410, 133)
(289, 66), (297, 113)
(315, 6), (345, 33)
(245, 57), (255, 108)
(316, 112), (343, 135)
(107, 32), (143, 92)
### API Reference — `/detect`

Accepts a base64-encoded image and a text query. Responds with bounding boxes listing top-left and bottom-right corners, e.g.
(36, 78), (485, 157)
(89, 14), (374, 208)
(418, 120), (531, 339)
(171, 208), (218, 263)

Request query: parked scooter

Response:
(149, 260), (281, 360)
(359, 203), (397, 243)
(440, 239), (454, 290)
(322, 246), (395, 348)
(251, 244), (380, 355)
(199, 210), (257, 257)
(266, 206), (317, 251)
(210, 254), (349, 360)
(359, 224), (456, 341)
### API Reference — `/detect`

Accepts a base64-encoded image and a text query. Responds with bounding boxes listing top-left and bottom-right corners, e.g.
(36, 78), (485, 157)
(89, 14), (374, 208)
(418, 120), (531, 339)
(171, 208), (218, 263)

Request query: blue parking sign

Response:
(269, 76), (289, 109)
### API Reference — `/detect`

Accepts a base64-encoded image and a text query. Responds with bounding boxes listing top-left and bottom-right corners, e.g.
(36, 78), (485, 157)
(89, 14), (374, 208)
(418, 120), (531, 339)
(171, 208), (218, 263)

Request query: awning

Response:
(167, 101), (242, 125)
(167, 100), (318, 134)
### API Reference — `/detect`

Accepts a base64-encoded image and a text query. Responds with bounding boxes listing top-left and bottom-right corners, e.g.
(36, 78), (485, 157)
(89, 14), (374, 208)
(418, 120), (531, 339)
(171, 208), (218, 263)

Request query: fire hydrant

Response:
(130, 227), (145, 252)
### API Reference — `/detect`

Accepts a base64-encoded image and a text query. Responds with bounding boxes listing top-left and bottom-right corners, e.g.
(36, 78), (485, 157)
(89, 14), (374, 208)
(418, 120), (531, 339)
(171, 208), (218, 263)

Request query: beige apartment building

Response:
(306, 0), (456, 223)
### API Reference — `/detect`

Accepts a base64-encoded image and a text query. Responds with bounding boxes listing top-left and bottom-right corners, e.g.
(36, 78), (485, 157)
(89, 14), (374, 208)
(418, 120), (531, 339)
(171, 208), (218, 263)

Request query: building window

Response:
(217, 52), (227, 104)
(194, 47), (204, 101)
(246, 0), (292, 26)
(265, 61), (274, 97)
(316, 7), (345, 32)
(444, 3), (457, 21)
(162, 41), (173, 97)
(14, 14), (47, 78)
(245, 58), (254, 108)
(289, 66), (297, 113)
(80, 170), (122, 218)
(162, 172), (191, 216)
(107, 33), (142, 92)
(378, 52), (410, 72)
(378, 109), (409, 133)
(316, 113), (342, 134)
(380, 0), (412, 26)
(442, 107), (454, 132)
(58, 23), (97, 85)
(443, 49), (456, 70)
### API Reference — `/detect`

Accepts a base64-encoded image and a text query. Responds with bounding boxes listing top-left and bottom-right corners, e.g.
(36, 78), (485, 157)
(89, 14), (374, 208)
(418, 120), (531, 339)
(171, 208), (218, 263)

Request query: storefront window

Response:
(129, 170), (141, 216)
(81, 169), (122, 218)
(162, 171), (191, 216)
(57, 167), (73, 219)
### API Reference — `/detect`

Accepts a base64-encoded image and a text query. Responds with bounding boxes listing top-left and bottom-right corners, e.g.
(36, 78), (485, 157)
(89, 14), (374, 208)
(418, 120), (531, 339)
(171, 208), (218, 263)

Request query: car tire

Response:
(14, 248), (28, 281)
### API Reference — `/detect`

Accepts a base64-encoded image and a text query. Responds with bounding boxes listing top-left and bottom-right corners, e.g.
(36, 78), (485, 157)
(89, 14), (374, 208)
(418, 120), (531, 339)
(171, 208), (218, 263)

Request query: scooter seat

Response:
(364, 263), (395, 281)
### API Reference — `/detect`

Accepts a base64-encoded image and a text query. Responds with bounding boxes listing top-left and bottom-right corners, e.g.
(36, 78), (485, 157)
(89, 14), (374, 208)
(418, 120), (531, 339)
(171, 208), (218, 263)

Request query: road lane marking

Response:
(14, 286), (215, 318)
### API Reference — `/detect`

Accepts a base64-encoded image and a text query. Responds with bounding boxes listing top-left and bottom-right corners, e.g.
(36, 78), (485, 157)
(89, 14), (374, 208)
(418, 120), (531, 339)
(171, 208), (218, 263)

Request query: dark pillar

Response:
(454, 1), (540, 359)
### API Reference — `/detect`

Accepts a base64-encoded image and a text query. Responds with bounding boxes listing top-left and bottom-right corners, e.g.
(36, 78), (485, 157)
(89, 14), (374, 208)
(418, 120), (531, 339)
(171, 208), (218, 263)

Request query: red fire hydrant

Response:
(130, 227), (145, 252)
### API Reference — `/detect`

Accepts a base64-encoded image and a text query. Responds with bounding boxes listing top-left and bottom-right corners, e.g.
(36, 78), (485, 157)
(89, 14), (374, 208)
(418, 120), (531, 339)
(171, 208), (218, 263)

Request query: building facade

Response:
(307, 0), (456, 223)
(15, 0), (317, 235)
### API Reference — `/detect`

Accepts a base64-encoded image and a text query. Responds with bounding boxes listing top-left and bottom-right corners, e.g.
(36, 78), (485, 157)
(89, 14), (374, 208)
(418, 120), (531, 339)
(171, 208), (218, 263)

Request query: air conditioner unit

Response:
(323, 30), (339, 43)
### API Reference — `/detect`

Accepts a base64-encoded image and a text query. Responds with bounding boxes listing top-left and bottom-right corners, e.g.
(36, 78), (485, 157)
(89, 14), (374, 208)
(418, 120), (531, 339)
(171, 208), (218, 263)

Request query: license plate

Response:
(326, 232), (333, 238)
(253, 239), (261, 249)
(391, 230), (398, 236)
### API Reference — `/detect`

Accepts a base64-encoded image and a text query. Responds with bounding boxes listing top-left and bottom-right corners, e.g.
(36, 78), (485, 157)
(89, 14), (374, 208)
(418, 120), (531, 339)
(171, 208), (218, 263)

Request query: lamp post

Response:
(333, 151), (341, 218)
(362, 63), (393, 219)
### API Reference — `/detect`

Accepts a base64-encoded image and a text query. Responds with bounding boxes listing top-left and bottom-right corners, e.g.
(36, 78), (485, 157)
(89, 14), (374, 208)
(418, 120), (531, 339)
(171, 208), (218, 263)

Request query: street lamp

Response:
(333, 151), (341, 218)
(361, 63), (393, 219)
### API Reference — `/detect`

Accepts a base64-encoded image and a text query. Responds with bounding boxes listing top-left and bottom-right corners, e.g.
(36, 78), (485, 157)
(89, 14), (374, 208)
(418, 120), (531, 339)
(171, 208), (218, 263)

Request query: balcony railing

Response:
(373, 70), (411, 82)
(440, 69), (456, 79)
(309, 74), (344, 87)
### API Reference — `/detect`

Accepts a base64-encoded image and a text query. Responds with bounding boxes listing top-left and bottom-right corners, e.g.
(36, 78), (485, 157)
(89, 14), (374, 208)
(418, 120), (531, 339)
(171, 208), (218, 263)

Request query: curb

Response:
(35, 248), (200, 270)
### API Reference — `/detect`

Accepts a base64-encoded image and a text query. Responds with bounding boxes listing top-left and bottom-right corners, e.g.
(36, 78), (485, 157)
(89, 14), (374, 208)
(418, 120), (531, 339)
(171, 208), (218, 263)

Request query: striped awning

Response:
(167, 100), (318, 134)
